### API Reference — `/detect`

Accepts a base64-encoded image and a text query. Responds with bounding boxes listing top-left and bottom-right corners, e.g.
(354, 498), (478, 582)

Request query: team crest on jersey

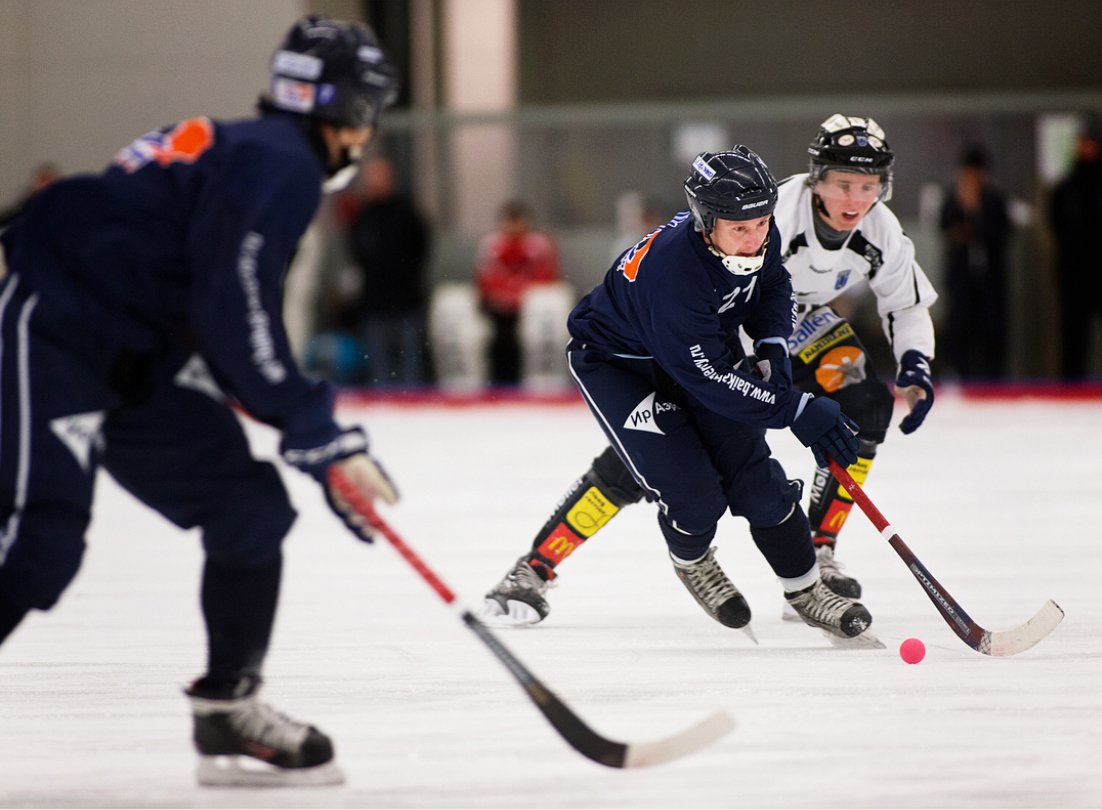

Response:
(618, 213), (687, 282)
(834, 270), (851, 290)
(113, 117), (215, 174)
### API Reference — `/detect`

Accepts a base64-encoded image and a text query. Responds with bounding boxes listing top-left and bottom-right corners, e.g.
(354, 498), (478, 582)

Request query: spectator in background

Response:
(474, 200), (561, 384)
(347, 156), (431, 386)
(938, 144), (1013, 380)
(0, 163), (62, 229)
(1050, 123), (1102, 380)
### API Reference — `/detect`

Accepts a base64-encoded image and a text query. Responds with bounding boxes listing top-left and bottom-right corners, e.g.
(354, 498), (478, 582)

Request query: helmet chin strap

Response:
(706, 237), (767, 276)
(322, 144), (363, 193)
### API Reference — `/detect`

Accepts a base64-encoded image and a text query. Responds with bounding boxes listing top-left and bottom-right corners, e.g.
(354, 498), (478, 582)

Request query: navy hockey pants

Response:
(0, 275), (295, 612)
(567, 342), (803, 561)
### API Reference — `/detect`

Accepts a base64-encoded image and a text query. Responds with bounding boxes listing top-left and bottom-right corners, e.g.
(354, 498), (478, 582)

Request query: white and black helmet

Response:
(807, 114), (895, 200)
(684, 146), (778, 236)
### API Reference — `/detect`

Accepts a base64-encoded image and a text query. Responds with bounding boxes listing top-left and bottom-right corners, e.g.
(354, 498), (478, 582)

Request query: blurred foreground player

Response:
(480, 116), (936, 631)
(0, 16), (399, 786)
(483, 146), (872, 642)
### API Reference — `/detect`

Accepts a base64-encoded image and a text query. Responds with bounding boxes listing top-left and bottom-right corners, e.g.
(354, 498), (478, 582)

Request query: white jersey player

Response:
(478, 114), (938, 628)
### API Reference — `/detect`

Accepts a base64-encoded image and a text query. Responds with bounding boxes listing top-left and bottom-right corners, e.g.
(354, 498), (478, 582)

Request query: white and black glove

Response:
(894, 350), (935, 435)
(282, 427), (399, 542)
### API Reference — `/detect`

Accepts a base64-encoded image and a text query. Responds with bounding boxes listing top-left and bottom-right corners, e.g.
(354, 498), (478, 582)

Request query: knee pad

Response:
(200, 462), (296, 567)
(591, 446), (646, 505)
(732, 456), (804, 529)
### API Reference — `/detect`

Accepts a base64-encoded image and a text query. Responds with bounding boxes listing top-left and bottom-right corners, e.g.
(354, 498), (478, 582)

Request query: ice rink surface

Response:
(1, 392), (1099, 809)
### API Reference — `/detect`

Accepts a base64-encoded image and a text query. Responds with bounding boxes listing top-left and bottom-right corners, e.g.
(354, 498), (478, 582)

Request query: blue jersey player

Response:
(0, 16), (399, 786)
(484, 147), (872, 643)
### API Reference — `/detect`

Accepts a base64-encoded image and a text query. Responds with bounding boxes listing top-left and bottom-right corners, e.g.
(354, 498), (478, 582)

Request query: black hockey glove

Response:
(894, 350), (934, 435)
(790, 395), (860, 468)
(282, 427), (399, 542)
(750, 339), (793, 390)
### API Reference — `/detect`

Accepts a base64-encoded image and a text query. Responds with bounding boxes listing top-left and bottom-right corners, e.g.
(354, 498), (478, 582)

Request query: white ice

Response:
(1, 393), (1100, 808)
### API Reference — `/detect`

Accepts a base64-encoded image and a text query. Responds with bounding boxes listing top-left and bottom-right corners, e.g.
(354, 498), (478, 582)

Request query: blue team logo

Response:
(834, 270), (851, 290)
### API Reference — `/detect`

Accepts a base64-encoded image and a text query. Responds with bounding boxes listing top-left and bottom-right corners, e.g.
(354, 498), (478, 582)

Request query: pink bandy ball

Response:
(899, 637), (926, 664)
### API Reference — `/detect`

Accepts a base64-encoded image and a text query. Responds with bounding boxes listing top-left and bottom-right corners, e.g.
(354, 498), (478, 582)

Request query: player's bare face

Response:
(814, 171), (882, 230)
(708, 215), (770, 257)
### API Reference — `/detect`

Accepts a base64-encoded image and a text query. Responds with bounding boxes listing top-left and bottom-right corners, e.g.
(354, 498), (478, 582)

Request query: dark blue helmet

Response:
(268, 15), (398, 128)
(684, 146), (778, 235)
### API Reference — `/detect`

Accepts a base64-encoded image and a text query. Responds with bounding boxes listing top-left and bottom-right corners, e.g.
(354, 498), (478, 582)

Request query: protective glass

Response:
(815, 174), (885, 203)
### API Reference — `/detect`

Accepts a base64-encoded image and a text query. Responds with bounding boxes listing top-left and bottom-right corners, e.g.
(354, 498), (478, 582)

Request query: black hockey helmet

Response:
(267, 15), (398, 129)
(684, 146), (778, 235)
(807, 114), (894, 199)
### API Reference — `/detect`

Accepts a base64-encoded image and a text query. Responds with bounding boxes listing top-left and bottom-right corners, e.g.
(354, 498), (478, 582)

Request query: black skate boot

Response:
(784, 579), (875, 642)
(671, 548), (752, 630)
(185, 675), (343, 786)
(815, 544), (862, 598)
(475, 556), (551, 627)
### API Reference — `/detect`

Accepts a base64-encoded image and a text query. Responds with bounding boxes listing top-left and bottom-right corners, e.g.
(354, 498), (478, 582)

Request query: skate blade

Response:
(740, 624), (760, 645)
(473, 598), (544, 628)
(821, 629), (886, 650)
(780, 602), (802, 623)
(197, 756), (345, 787)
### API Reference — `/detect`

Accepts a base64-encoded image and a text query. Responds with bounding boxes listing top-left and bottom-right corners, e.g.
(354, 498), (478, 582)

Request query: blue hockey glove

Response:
(751, 338), (793, 390)
(790, 395), (860, 468)
(282, 426), (399, 542)
(894, 350), (935, 435)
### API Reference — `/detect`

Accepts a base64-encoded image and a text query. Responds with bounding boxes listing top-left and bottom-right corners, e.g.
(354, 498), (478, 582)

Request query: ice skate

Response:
(785, 579), (877, 645)
(815, 543), (862, 598)
(185, 675), (344, 787)
(671, 548), (754, 638)
(475, 557), (551, 627)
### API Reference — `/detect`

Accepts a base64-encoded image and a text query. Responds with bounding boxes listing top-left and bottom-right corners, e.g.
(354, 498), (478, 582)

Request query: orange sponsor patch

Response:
(814, 346), (867, 393)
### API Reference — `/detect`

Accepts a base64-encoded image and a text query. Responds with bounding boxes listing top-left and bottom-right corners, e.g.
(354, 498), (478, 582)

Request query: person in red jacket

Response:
(474, 199), (561, 384)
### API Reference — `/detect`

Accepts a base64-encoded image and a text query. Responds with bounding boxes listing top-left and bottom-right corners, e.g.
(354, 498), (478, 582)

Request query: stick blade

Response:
(982, 599), (1065, 657)
(622, 711), (735, 768)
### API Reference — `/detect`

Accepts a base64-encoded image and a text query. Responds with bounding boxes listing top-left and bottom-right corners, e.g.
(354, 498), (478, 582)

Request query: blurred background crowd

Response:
(2, 0), (1101, 390)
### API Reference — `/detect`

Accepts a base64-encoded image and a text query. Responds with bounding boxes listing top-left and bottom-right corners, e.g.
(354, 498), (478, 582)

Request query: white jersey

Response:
(774, 174), (937, 364)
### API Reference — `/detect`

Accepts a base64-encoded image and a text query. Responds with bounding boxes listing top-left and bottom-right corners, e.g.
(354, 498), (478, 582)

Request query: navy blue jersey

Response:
(567, 212), (801, 427)
(0, 112), (338, 450)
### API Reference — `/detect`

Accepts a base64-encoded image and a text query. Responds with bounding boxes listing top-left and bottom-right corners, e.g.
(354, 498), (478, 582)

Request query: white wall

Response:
(443, 0), (517, 238)
(0, 0), (303, 201)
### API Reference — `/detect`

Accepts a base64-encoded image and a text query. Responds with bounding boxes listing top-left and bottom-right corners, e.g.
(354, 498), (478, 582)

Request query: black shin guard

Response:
(201, 555), (282, 683)
(527, 447), (645, 578)
(749, 504), (816, 580)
